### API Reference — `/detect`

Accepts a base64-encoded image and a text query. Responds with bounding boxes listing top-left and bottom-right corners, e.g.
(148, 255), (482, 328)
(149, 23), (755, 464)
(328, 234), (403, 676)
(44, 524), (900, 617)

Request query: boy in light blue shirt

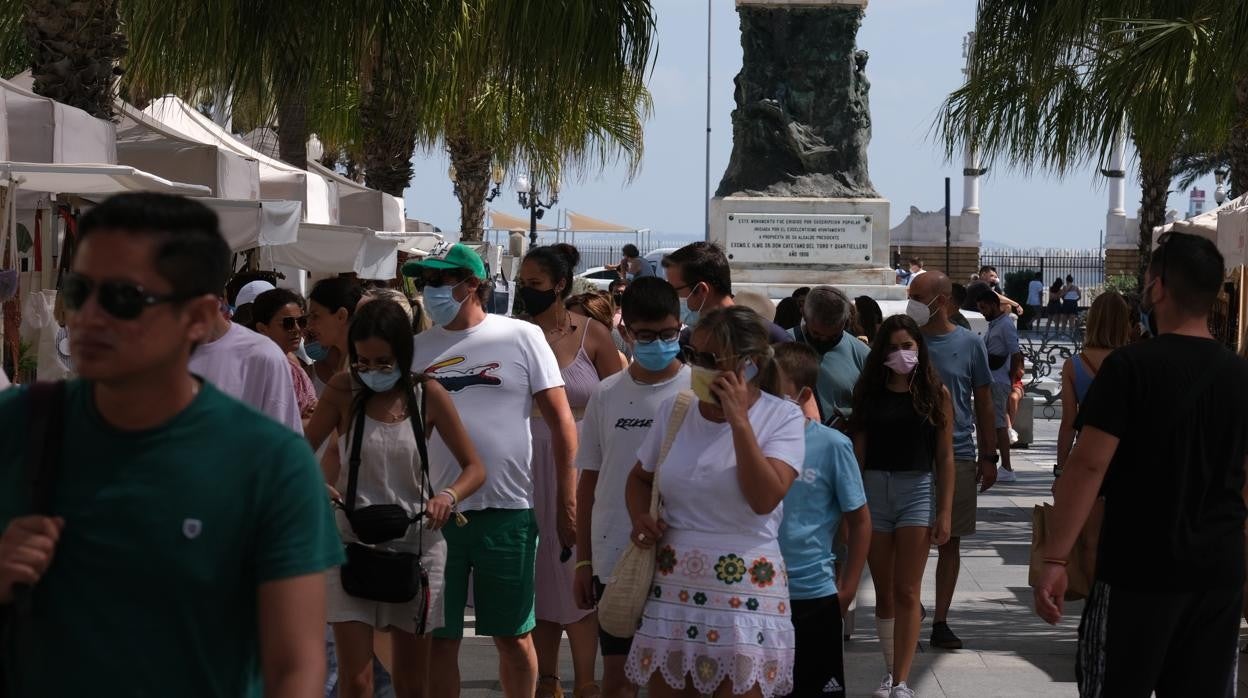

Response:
(774, 343), (871, 698)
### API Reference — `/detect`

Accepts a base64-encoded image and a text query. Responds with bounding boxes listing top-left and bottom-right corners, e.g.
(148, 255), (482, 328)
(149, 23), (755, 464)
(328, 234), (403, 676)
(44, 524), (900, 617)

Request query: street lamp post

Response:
(516, 174), (559, 247)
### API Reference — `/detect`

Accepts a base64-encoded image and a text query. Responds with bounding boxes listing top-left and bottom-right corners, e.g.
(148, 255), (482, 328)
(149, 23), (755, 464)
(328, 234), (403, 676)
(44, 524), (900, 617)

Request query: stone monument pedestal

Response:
(710, 195), (907, 300)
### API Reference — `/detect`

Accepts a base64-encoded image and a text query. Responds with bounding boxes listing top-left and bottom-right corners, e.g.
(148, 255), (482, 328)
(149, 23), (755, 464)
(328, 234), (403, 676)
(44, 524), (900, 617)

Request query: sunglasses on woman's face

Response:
(61, 273), (186, 320)
(280, 315), (309, 331)
(682, 348), (736, 370)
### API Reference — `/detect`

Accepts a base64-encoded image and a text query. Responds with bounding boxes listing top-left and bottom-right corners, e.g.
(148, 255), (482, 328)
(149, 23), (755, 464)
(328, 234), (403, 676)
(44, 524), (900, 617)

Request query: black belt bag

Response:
(340, 543), (429, 605)
(338, 385), (434, 629)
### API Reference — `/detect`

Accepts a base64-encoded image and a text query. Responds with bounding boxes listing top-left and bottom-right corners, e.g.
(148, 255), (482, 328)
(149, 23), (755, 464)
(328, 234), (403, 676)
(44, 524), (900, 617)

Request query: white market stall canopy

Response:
(375, 231), (444, 256)
(265, 223), (399, 280)
(201, 198), (301, 252)
(115, 100), (261, 200)
(143, 97), (338, 224)
(0, 162), (210, 196)
(1, 78), (115, 164)
(310, 161), (405, 232)
(564, 210), (645, 234)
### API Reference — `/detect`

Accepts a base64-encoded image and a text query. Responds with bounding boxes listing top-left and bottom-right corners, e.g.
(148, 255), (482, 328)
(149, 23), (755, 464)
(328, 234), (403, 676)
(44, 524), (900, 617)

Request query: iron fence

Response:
(527, 238), (686, 274)
(979, 250), (1105, 304)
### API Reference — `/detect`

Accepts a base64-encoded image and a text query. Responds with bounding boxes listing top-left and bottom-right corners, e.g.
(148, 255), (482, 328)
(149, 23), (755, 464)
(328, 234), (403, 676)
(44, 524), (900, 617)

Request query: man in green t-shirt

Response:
(0, 193), (343, 697)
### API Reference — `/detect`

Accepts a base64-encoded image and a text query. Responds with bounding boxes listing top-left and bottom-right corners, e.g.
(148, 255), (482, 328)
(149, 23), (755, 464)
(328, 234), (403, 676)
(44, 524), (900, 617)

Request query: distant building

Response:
(1188, 188), (1207, 218)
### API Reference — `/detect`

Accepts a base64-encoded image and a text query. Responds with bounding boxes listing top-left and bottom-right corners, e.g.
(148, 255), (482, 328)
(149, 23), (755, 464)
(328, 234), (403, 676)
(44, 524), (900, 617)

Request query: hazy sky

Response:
(401, 0), (1213, 250)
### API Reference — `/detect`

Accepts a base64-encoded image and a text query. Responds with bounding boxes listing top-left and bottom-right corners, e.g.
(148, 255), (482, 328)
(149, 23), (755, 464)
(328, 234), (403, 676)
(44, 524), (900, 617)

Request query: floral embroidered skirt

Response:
(624, 529), (795, 697)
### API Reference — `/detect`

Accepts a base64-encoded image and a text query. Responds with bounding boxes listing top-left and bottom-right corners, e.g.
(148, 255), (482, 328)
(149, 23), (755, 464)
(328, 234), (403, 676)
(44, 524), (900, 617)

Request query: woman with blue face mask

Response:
(305, 277), (365, 394)
(519, 244), (627, 698)
(305, 298), (485, 698)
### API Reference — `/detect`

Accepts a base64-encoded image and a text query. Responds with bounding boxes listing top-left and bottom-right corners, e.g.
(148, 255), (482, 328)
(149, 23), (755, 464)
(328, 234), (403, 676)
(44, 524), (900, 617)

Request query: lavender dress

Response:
(532, 323), (601, 625)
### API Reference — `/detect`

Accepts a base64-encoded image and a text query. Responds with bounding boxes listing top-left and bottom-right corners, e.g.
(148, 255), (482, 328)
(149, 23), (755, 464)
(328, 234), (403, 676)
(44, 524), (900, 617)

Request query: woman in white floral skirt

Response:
(623, 306), (806, 697)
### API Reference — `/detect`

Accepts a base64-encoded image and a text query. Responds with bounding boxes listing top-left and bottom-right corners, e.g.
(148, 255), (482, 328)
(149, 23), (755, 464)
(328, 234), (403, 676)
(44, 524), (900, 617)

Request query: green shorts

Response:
(434, 508), (538, 639)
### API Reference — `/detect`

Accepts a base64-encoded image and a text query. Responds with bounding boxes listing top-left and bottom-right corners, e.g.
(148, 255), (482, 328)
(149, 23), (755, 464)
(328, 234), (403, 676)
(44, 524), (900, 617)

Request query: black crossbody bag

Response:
(1, 381), (66, 698)
(337, 387), (432, 628)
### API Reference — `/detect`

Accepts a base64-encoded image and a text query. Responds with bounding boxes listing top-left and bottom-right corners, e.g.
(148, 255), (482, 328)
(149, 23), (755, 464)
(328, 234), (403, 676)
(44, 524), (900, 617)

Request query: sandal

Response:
(536, 675), (564, 698)
(573, 682), (602, 698)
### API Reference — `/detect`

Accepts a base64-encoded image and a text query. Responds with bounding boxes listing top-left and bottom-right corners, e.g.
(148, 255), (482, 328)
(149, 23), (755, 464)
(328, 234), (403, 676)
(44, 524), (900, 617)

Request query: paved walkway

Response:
(449, 416), (1247, 696)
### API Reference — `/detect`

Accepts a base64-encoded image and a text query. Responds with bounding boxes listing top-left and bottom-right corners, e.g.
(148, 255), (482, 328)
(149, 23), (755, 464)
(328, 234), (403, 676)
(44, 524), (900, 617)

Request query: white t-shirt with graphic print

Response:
(577, 365), (690, 580)
(412, 314), (564, 511)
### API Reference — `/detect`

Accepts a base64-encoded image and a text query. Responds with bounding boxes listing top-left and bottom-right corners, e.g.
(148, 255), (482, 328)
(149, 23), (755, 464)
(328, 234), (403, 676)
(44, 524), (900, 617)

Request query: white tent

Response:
(1, 78), (115, 165)
(265, 223), (399, 280)
(0, 163), (210, 196)
(201, 198), (301, 252)
(309, 161), (405, 232)
(143, 97), (338, 224)
(115, 101), (261, 200)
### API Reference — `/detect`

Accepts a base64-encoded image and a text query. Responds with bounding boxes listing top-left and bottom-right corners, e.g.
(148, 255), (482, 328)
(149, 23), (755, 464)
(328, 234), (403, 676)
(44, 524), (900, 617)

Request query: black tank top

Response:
(865, 389), (937, 472)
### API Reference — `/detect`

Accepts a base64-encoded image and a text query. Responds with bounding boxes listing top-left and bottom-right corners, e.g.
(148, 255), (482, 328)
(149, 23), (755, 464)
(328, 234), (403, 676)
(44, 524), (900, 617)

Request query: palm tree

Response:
(940, 1), (1248, 284)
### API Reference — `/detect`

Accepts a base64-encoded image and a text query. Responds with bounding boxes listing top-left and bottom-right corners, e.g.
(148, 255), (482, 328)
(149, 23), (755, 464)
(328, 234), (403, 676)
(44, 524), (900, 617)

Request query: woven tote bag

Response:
(598, 391), (694, 638)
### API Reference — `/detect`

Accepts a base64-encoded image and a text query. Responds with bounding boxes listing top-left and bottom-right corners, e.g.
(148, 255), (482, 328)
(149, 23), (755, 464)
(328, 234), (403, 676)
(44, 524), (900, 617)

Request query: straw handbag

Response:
(598, 391), (694, 638)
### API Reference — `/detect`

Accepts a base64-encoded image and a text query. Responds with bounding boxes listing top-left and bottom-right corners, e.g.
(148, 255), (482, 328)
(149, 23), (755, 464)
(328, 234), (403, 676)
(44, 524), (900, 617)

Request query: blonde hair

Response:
(692, 306), (782, 396)
(1084, 291), (1132, 350)
(565, 291), (615, 331)
(361, 288), (413, 322)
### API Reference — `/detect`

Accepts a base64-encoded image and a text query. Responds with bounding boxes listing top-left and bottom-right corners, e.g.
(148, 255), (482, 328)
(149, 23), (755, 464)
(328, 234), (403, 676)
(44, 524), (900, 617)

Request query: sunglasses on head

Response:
(280, 315), (309, 331)
(62, 273), (188, 320)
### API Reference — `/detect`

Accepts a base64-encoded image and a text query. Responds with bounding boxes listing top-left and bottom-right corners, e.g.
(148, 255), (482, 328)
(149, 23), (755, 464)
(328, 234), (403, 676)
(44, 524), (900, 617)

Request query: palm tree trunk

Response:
(1137, 153), (1171, 289)
(447, 130), (492, 242)
(276, 92), (308, 170)
(360, 51), (416, 198)
(24, 0), (126, 120)
(1229, 77), (1248, 200)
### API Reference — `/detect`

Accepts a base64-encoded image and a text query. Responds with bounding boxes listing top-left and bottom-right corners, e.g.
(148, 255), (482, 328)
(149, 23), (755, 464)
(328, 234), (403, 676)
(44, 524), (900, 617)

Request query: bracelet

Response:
(439, 488), (459, 506)
(574, 561), (592, 571)
(1043, 558), (1069, 567)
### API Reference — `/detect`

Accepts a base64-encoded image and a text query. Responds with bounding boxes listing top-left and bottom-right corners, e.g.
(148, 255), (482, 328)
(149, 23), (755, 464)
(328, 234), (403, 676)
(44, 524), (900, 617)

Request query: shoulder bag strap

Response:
(345, 407), (367, 514)
(408, 383), (433, 500)
(25, 381), (67, 514)
(649, 391), (695, 518)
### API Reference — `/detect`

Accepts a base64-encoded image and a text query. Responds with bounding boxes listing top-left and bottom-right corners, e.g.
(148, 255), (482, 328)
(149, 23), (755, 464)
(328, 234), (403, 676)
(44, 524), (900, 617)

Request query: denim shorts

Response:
(863, 470), (934, 532)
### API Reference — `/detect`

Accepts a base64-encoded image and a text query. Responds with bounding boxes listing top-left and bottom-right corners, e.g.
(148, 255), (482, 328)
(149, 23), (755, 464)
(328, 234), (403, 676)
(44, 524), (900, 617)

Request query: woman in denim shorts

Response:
(849, 315), (955, 698)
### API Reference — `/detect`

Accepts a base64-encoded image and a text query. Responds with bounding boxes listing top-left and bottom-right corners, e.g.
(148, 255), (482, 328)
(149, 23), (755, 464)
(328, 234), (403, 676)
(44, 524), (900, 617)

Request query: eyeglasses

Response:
(630, 327), (681, 344)
(280, 315), (309, 331)
(62, 273), (187, 320)
(682, 348), (736, 370)
(351, 362), (397, 374)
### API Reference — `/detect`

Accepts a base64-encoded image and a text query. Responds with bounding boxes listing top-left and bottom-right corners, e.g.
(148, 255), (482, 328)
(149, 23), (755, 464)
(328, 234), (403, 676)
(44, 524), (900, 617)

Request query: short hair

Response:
(620, 276), (679, 326)
(608, 278), (629, 294)
(792, 286), (811, 299)
(773, 342), (820, 394)
(1034, 272), (1044, 280)
(803, 285), (852, 328)
(662, 242), (732, 295)
(251, 288), (305, 327)
(566, 291), (614, 331)
(78, 193), (229, 300)
(908, 257), (923, 268)
(1066, 274), (1075, 283)
(309, 277), (364, 317)
(1150, 231), (1225, 317)
(979, 265), (997, 275)
(966, 280), (995, 308)
(951, 282), (968, 305)
(1084, 291), (1132, 350)
(622, 243), (640, 259)
(524, 244), (580, 299)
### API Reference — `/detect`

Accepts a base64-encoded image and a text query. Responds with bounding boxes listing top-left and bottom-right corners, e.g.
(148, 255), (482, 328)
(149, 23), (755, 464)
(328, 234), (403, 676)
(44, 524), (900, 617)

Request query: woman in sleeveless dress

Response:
(520, 244), (626, 698)
(306, 299), (485, 698)
(1057, 291), (1132, 473)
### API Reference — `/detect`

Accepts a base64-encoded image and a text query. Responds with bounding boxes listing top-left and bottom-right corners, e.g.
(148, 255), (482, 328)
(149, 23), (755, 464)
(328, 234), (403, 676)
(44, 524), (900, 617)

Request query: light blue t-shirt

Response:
(778, 421), (868, 600)
(787, 328), (870, 418)
(925, 326), (992, 461)
(984, 313), (1020, 385)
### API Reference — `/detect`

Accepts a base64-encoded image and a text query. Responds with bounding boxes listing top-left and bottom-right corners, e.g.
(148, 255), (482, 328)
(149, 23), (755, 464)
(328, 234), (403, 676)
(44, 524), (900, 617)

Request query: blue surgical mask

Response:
(304, 339), (330, 362)
(424, 281), (466, 327)
(679, 289), (704, 327)
(358, 367), (402, 393)
(633, 337), (681, 371)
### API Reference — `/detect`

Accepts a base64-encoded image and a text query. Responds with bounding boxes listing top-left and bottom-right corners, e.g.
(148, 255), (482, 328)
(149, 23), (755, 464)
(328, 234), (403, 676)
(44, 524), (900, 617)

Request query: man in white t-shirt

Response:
(189, 299), (303, 434)
(405, 244), (577, 698)
(574, 277), (689, 697)
(1027, 272), (1045, 325)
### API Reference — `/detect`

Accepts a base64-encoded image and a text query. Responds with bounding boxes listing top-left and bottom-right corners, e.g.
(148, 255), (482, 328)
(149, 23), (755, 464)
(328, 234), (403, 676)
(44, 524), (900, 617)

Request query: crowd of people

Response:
(0, 192), (1245, 698)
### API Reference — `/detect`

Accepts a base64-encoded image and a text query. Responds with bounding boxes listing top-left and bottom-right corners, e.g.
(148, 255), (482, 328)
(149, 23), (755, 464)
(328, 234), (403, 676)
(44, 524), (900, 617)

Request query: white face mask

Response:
(906, 298), (937, 326)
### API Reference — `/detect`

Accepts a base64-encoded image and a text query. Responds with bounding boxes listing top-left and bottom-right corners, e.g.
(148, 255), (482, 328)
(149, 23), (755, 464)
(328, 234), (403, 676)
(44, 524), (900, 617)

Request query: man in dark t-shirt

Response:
(1035, 232), (1248, 696)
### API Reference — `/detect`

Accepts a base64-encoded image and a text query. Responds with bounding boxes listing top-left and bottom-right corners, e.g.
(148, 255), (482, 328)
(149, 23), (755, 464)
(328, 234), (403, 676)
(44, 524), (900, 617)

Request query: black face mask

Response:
(519, 286), (558, 316)
(802, 322), (844, 354)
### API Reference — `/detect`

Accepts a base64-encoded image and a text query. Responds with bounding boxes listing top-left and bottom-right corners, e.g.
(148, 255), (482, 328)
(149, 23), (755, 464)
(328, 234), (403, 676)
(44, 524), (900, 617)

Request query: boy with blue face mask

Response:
(574, 277), (690, 697)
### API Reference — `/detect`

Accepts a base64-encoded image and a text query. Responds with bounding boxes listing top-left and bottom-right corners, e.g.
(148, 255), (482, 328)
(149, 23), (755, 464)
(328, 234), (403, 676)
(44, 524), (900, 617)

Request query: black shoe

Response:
(930, 621), (963, 650)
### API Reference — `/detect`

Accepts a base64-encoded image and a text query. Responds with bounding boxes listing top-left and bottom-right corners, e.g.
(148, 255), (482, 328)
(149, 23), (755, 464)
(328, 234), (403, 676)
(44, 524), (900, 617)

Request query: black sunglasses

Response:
(412, 271), (466, 291)
(682, 347), (736, 370)
(280, 315), (309, 331)
(62, 273), (187, 320)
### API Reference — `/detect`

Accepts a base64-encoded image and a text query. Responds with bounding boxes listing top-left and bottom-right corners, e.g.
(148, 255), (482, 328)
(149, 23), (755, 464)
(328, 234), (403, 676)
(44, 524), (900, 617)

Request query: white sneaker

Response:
(891, 682), (917, 698)
(996, 466), (1017, 483)
(1009, 427), (1020, 444)
(872, 674), (894, 698)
